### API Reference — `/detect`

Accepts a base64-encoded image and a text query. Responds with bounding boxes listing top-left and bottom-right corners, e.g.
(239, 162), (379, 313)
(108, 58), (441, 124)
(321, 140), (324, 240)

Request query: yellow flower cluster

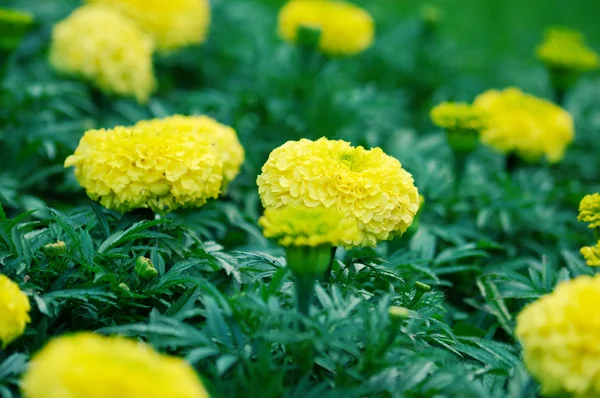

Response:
(64, 123), (223, 213)
(135, 115), (244, 191)
(257, 138), (420, 247)
(578, 193), (600, 229)
(430, 102), (487, 132)
(259, 206), (360, 247)
(21, 333), (208, 398)
(278, 0), (374, 56)
(0, 274), (30, 347)
(49, 5), (156, 104)
(581, 241), (600, 267)
(536, 27), (599, 72)
(473, 88), (574, 163)
(86, 0), (211, 51)
(516, 274), (600, 397)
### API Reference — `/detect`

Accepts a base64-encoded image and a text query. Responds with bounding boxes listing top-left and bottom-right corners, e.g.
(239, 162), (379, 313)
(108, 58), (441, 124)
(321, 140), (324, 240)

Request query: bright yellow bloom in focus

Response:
(257, 138), (420, 247)
(0, 275), (30, 347)
(21, 333), (208, 398)
(278, 0), (374, 56)
(473, 88), (574, 163)
(86, 0), (210, 51)
(135, 115), (244, 192)
(578, 193), (600, 229)
(430, 102), (487, 132)
(536, 27), (599, 72)
(49, 5), (155, 104)
(581, 241), (600, 267)
(64, 124), (223, 213)
(259, 206), (360, 247)
(516, 274), (600, 397)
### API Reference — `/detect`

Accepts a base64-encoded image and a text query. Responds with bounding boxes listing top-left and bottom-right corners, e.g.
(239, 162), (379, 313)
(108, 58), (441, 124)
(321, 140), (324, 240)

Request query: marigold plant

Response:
(516, 274), (600, 397)
(473, 87), (574, 163)
(578, 193), (600, 229)
(257, 138), (420, 247)
(86, 0), (211, 51)
(0, 275), (30, 347)
(536, 27), (599, 72)
(64, 124), (223, 213)
(49, 5), (155, 103)
(278, 0), (374, 56)
(135, 115), (244, 192)
(21, 333), (209, 398)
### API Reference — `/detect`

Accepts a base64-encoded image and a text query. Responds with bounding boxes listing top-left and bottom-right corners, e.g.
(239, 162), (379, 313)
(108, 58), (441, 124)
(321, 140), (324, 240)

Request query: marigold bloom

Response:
(578, 193), (600, 229)
(278, 0), (374, 56)
(581, 241), (600, 267)
(430, 102), (486, 132)
(64, 124), (223, 213)
(21, 333), (208, 398)
(257, 138), (420, 247)
(259, 206), (360, 247)
(536, 27), (599, 72)
(135, 115), (244, 191)
(49, 5), (155, 103)
(0, 275), (30, 347)
(516, 274), (600, 397)
(473, 88), (574, 163)
(86, 0), (210, 51)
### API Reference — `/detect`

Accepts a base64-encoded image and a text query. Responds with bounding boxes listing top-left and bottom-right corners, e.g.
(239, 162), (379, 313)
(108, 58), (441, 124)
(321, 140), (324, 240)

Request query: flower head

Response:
(536, 27), (599, 72)
(259, 206), (360, 247)
(257, 138), (420, 247)
(516, 274), (600, 397)
(581, 241), (600, 267)
(473, 88), (574, 163)
(578, 193), (600, 229)
(64, 124), (223, 213)
(0, 274), (30, 347)
(21, 333), (208, 398)
(135, 115), (244, 191)
(430, 102), (487, 132)
(278, 0), (374, 56)
(49, 5), (155, 103)
(86, 0), (210, 51)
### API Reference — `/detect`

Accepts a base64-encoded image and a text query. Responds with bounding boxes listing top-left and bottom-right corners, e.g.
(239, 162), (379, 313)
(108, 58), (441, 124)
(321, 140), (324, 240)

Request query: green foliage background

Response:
(1, 0), (599, 397)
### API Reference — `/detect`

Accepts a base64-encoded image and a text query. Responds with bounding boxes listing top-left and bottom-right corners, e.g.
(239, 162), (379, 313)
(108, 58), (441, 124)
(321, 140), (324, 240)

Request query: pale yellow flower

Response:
(0, 275), (30, 347)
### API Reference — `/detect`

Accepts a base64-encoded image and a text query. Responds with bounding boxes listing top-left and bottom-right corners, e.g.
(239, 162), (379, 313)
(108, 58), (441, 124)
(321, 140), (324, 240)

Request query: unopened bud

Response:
(41, 240), (67, 257)
(134, 256), (158, 280)
(118, 283), (131, 292)
(388, 306), (410, 320)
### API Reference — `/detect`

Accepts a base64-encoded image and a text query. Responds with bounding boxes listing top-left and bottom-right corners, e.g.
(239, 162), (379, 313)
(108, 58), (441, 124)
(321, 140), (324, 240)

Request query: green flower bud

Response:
(415, 281), (432, 292)
(388, 306), (411, 320)
(41, 240), (67, 257)
(118, 283), (131, 292)
(134, 256), (158, 280)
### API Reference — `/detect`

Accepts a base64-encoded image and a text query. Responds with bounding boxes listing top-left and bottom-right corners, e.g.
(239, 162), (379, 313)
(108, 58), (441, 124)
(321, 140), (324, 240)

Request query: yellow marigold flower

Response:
(536, 27), (599, 72)
(135, 115), (244, 191)
(259, 206), (360, 247)
(473, 88), (574, 163)
(278, 0), (374, 56)
(86, 0), (210, 51)
(64, 124), (223, 213)
(430, 102), (487, 132)
(0, 274), (30, 347)
(257, 138), (420, 247)
(581, 241), (600, 267)
(49, 5), (155, 104)
(21, 333), (208, 398)
(578, 193), (600, 229)
(516, 274), (600, 397)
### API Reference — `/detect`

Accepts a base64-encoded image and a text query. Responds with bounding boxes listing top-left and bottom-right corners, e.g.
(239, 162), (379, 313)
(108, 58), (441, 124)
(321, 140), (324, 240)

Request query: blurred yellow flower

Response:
(0, 275), (30, 347)
(64, 124), (223, 213)
(430, 102), (487, 132)
(257, 138), (420, 247)
(581, 241), (600, 267)
(86, 0), (210, 51)
(135, 115), (244, 192)
(473, 88), (574, 163)
(49, 5), (155, 104)
(578, 193), (600, 229)
(516, 274), (600, 397)
(278, 0), (374, 56)
(21, 333), (208, 398)
(536, 27), (599, 72)
(259, 206), (360, 247)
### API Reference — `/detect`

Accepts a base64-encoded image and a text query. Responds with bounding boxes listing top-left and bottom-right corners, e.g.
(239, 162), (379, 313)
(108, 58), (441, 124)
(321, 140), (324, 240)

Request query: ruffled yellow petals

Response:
(0, 275), (30, 347)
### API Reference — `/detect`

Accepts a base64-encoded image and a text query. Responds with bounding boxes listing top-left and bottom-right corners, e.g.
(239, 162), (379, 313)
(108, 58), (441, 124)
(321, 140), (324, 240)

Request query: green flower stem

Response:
(408, 282), (431, 309)
(323, 246), (338, 282)
(505, 153), (521, 175)
(594, 228), (600, 242)
(295, 273), (317, 319)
